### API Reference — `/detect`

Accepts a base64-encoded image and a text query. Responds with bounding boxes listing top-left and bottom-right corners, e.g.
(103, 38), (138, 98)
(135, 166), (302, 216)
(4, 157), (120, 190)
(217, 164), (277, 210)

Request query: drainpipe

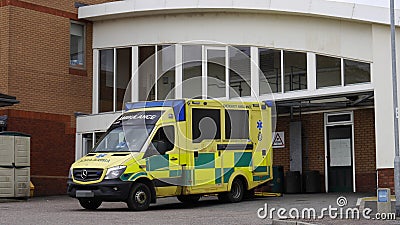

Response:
(389, 0), (400, 216)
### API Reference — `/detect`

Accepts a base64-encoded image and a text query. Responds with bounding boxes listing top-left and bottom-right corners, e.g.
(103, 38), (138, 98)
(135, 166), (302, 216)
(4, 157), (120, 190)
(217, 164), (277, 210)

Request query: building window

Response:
(284, 51), (307, 92)
(157, 45), (175, 100)
(259, 48), (281, 94)
(316, 55), (341, 88)
(207, 48), (226, 98)
(116, 48), (132, 110)
(95, 44), (373, 114)
(138, 46), (156, 101)
(183, 45), (202, 99)
(327, 113), (352, 123)
(229, 47), (251, 98)
(99, 49), (114, 112)
(99, 48), (132, 113)
(70, 22), (85, 68)
(344, 59), (370, 85)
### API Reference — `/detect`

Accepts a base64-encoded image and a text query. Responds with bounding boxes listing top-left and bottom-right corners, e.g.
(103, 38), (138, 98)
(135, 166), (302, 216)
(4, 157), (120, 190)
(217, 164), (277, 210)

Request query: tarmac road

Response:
(0, 194), (399, 225)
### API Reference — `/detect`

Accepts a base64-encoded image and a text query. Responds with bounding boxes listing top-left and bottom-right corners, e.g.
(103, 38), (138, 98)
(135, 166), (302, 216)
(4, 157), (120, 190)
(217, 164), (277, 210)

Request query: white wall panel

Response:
(92, 13), (372, 62)
(372, 24), (394, 169)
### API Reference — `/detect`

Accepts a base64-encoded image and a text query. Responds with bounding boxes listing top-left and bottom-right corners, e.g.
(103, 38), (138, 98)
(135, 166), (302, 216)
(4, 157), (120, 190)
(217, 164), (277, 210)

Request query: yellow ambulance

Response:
(67, 99), (273, 211)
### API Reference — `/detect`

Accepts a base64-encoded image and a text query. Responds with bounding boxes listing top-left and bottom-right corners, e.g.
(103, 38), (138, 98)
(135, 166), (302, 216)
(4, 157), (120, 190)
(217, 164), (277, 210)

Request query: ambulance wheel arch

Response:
(227, 173), (249, 193)
(219, 176), (247, 203)
(128, 177), (157, 204)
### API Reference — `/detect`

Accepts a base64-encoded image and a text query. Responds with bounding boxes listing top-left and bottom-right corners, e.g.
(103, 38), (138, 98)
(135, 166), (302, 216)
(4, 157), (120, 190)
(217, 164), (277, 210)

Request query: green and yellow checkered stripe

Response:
(123, 152), (269, 185)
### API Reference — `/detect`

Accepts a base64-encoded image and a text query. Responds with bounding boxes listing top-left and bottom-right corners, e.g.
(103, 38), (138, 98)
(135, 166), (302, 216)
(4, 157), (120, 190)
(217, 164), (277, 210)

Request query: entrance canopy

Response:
(0, 93), (19, 107)
(276, 91), (374, 114)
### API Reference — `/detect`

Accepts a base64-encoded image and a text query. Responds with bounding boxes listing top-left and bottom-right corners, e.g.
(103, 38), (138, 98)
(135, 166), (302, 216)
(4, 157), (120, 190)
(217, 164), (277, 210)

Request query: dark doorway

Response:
(327, 125), (353, 192)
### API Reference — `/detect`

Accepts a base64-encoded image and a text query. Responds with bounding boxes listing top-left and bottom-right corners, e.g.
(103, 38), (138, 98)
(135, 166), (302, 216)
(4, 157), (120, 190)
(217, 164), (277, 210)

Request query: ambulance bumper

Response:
(67, 178), (132, 201)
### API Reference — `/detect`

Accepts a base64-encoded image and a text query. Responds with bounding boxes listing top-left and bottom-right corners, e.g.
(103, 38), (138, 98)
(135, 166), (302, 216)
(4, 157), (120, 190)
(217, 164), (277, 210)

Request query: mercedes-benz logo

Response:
(81, 169), (88, 179)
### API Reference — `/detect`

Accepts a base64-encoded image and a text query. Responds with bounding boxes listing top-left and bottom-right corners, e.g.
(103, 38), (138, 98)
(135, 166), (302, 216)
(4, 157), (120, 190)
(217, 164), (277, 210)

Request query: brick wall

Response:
(273, 108), (376, 193)
(21, 0), (117, 14)
(0, 0), (116, 195)
(7, 6), (93, 117)
(378, 169), (394, 194)
(0, 109), (75, 195)
(353, 108), (376, 192)
(0, 0), (117, 116)
(0, 6), (10, 94)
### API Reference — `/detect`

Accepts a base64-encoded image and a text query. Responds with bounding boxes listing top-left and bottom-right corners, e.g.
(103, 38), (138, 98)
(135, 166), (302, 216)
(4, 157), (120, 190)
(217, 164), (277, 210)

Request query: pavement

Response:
(0, 193), (399, 225)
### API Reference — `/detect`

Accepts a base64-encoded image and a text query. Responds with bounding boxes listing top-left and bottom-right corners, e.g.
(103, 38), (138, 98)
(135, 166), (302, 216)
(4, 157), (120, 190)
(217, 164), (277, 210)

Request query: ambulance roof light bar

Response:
(125, 100), (186, 121)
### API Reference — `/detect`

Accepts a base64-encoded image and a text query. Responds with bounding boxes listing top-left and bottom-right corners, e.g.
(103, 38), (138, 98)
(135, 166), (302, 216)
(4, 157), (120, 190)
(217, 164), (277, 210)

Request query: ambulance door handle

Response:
(170, 157), (178, 161)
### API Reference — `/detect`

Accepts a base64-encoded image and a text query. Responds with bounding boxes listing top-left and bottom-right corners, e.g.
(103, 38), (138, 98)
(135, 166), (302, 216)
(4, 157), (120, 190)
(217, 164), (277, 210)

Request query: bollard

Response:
(377, 188), (392, 214)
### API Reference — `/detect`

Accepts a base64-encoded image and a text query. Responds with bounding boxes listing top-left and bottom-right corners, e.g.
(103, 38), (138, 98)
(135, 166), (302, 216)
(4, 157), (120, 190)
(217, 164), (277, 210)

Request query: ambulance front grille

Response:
(73, 168), (103, 182)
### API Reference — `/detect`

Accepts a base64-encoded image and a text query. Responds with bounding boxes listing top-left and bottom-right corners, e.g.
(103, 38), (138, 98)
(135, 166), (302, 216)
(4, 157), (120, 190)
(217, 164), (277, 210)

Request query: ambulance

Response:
(67, 99), (273, 211)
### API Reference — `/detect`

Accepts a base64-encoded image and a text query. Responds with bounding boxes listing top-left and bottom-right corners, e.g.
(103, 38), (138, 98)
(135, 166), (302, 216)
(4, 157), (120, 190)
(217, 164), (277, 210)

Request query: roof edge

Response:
(78, 0), (396, 26)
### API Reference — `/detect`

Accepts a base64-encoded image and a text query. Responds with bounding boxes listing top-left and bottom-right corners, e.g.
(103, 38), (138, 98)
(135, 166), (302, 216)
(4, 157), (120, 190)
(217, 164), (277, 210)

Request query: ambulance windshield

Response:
(92, 111), (164, 152)
(92, 125), (155, 152)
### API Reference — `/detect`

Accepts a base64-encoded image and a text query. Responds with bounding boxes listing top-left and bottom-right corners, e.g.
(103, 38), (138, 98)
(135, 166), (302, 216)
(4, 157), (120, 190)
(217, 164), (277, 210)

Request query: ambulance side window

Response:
(146, 125), (175, 157)
(192, 108), (221, 143)
(225, 110), (249, 139)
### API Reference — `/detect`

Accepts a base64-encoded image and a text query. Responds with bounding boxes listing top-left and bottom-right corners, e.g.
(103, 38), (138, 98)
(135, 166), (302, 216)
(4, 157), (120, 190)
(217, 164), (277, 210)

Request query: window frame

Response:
(228, 46), (252, 98)
(316, 54), (342, 89)
(258, 48), (282, 94)
(283, 50), (308, 92)
(98, 48), (115, 113)
(69, 20), (86, 69)
(325, 111), (353, 126)
(343, 58), (371, 86)
(204, 46), (228, 99)
(94, 44), (373, 114)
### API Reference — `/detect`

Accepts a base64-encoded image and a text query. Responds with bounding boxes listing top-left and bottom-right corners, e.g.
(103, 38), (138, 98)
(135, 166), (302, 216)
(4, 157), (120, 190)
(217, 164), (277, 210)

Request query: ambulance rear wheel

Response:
(78, 198), (102, 210)
(219, 178), (244, 203)
(127, 183), (151, 211)
(177, 195), (201, 204)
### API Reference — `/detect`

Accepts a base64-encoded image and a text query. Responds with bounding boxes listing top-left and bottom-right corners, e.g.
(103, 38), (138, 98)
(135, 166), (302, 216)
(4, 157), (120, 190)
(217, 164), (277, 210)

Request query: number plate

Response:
(76, 190), (94, 198)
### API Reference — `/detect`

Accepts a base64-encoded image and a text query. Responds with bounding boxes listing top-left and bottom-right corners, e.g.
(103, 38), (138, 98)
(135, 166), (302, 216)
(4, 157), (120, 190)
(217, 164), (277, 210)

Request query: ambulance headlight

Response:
(104, 166), (127, 179)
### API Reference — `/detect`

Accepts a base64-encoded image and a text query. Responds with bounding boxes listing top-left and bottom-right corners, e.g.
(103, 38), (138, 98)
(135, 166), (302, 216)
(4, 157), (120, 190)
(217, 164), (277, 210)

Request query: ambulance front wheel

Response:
(218, 178), (244, 203)
(127, 183), (151, 211)
(78, 198), (102, 210)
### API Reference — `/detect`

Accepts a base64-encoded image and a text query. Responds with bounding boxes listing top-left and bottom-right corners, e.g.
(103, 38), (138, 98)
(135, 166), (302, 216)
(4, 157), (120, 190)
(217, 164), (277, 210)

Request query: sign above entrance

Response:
(272, 132), (285, 148)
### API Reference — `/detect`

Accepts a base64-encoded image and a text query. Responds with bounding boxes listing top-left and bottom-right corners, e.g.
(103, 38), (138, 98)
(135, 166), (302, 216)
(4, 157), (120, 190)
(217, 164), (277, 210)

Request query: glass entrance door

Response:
(327, 125), (353, 192)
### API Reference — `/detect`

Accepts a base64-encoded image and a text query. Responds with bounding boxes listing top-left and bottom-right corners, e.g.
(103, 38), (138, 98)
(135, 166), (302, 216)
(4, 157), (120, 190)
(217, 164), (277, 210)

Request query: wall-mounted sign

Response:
(378, 189), (389, 203)
(272, 132), (285, 148)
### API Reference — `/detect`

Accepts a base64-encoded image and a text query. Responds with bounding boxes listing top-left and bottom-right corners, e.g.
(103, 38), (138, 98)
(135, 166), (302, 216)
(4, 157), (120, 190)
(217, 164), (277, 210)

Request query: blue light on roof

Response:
(265, 100), (274, 107)
(125, 100), (186, 121)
